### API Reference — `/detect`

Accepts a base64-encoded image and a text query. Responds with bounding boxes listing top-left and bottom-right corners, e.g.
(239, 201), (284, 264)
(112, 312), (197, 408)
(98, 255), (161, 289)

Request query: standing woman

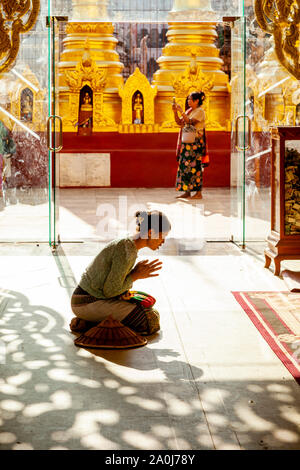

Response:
(172, 91), (206, 199)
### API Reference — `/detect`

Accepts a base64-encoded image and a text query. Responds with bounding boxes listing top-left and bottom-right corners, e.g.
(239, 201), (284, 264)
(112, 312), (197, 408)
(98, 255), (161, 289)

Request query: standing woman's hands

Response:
(131, 259), (163, 281)
(172, 103), (183, 115)
(173, 102), (185, 126)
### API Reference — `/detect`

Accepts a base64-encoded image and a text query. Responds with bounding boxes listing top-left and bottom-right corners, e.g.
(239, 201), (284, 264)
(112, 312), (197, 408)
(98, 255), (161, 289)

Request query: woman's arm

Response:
(172, 104), (185, 127)
(189, 108), (205, 128)
(179, 107), (205, 128)
(174, 113), (184, 127)
(103, 246), (163, 298)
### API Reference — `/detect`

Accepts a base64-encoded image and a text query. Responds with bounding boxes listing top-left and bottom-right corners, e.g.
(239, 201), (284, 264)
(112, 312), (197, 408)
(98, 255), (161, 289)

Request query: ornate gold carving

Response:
(163, 45), (219, 57)
(63, 42), (117, 132)
(172, 54), (214, 98)
(66, 22), (114, 35)
(0, 0), (40, 74)
(94, 94), (116, 129)
(119, 67), (157, 126)
(65, 41), (107, 92)
(8, 65), (47, 131)
(63, 94), (80, 129)
(254, 0), (300, 79)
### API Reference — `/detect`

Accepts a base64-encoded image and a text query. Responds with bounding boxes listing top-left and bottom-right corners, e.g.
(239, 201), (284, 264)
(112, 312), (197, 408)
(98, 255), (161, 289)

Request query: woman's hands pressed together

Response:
(131, 259), (163, 281)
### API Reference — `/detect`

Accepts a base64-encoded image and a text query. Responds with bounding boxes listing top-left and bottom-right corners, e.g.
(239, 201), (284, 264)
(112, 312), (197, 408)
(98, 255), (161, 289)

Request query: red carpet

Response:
(233, 291), (300, 384)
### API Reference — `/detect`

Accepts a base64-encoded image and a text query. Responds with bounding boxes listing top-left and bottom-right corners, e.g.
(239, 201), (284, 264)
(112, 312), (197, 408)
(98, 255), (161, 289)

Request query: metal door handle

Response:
(47, 115), (63, 151)
(245, 115), (251, 150)
(55, 115), (63, 151)
(47, 116), (54, 151)
(235, 115), (251, 151)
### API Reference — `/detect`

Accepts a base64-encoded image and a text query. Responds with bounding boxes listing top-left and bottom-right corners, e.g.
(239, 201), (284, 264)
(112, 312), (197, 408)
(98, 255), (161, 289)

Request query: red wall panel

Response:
(62, 132), (231, 187)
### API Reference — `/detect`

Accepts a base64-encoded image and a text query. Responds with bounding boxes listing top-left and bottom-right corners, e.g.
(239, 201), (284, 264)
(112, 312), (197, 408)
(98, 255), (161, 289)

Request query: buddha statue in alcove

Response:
(21, 91), (33, 122)
(78, 90), (93, 136)
(133, 93), (144, 124)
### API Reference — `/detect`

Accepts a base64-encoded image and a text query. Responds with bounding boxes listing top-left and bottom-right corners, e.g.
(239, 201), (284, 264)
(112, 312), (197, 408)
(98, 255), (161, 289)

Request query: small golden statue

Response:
(80, 92), (93, 111)
(78, 90), (93, 136)
(21, 93), (33, 122)
(133, 93), (144, 124)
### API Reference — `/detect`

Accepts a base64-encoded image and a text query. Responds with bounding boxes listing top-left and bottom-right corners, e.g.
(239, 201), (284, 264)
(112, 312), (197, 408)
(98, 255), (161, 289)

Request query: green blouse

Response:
(79, 237), (138, 299)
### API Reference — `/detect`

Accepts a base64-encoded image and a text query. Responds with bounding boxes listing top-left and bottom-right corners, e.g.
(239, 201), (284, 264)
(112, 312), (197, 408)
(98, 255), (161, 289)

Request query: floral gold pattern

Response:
(66, 22), (114, 35)
(172, 54), (214, 98)
(162, 45), (219, 58)
(0, 0), (40, 74)
(65, 41), (107, 93)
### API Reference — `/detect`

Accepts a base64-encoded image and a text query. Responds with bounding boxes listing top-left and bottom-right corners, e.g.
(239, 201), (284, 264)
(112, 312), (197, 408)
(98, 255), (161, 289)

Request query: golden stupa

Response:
(153, 0), (230, 131)
(58, 0), (123, 132)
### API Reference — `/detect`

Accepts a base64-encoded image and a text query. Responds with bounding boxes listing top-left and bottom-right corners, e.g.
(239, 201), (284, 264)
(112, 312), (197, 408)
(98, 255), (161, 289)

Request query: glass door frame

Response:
(230, 15), (250, 249)
(48, 15), (64, 249)
(46, 5), (250, 249)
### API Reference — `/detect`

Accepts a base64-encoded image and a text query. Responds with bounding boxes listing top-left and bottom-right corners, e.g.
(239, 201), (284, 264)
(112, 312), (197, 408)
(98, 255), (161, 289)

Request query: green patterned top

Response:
(79, 237), (138, 299)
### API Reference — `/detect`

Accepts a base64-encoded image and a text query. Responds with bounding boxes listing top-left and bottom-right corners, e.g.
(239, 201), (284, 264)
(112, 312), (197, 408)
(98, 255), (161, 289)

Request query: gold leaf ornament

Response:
(65, 41), (107, 93)
(254, 0), (300, 79)
(0, 0), (40, 74)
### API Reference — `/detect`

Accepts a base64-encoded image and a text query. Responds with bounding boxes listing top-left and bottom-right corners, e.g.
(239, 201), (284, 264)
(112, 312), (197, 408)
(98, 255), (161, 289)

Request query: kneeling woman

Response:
(70, 210), (171, 335)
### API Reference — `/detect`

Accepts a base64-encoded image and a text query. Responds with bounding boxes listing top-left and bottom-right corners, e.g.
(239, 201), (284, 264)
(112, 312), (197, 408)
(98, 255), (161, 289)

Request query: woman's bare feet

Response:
(69, 317), (96, 333)
(176, 191), (191, 199)
(190, 191), (202, 199)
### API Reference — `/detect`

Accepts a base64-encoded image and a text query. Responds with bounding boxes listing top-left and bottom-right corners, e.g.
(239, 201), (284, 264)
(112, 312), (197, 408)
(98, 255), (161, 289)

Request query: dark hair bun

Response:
(135, 210), (171, 236)
(190, 91), (205, 106)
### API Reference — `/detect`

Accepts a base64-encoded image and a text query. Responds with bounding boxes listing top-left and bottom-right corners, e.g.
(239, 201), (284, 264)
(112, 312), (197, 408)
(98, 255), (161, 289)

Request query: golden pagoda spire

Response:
(58, 0), (124, 131)
(153, 0), (230, 131)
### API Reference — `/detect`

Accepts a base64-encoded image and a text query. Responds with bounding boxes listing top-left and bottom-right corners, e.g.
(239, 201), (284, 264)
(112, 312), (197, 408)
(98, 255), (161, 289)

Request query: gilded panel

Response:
(254, 0), (300, 79)
(0, 0), (40, 74)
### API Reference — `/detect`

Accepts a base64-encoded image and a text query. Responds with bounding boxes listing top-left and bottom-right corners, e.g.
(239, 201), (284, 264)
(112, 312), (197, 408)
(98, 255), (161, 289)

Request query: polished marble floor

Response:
(0, 187), (271, 244)
(0, 188), (299, 450)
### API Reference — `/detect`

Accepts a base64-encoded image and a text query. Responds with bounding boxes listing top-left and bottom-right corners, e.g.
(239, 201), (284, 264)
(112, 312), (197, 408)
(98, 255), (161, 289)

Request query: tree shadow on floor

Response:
(0, 288), (299, 450)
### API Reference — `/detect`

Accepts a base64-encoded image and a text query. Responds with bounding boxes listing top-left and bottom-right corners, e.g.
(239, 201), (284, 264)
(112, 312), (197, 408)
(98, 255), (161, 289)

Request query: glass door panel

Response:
(244, 5), (272, 243)
(46, 1), (246, 246)
(0, 4), (49, 242)
(230, 16), (246, 247)
(48, 15), (64, 248)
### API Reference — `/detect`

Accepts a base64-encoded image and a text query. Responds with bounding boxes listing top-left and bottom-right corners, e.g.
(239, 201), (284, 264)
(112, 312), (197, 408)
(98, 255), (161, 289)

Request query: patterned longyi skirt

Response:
(175, 137), (205, 192)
